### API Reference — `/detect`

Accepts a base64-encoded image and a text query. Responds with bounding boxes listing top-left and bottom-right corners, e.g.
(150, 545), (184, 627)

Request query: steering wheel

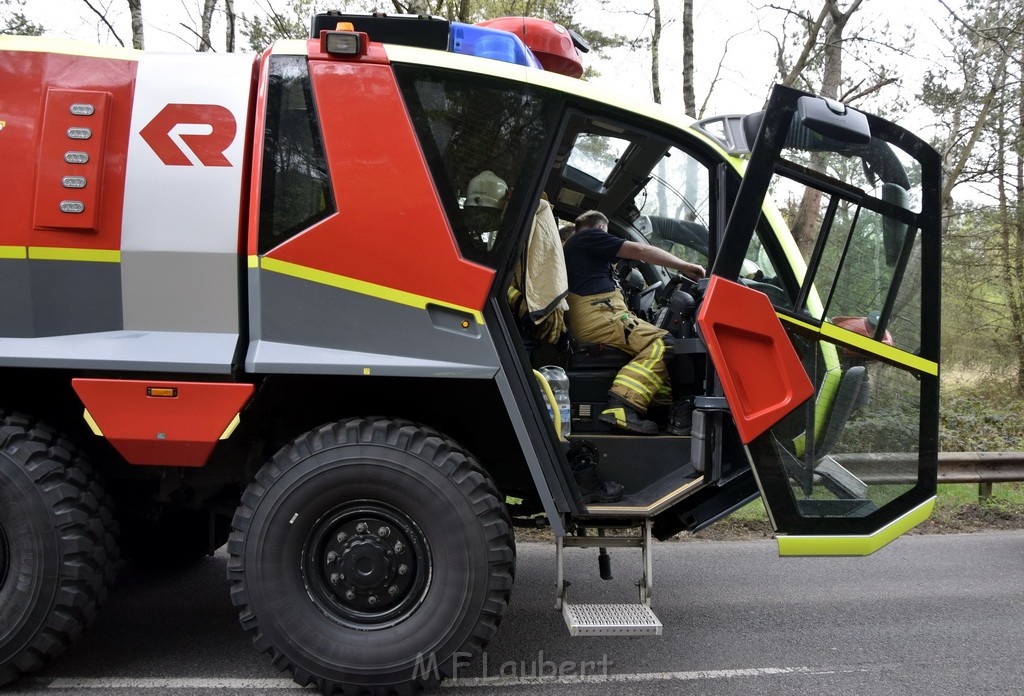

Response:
(738, 276), (788, 306)
(658, 272), (698, 302)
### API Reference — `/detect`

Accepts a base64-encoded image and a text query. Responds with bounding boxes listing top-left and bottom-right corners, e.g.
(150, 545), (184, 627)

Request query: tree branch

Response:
(78, 0), (125, 47)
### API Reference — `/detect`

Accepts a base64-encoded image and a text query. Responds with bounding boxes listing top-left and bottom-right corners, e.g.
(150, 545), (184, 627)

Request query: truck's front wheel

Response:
(227, 417), (514, 694)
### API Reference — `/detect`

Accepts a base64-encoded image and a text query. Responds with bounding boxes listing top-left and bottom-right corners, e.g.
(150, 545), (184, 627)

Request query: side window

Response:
(258, 56), (335, 255)
(761, 142), (923, 355)
(632, 146), (711, 268)
(394, 66), (559, 267)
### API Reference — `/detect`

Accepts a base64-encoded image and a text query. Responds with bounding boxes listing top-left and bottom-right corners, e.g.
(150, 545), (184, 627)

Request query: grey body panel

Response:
(0, 260), (33, 338)
(246, 339), (497, 377)
(0, 330), (238, 373)
(121, 251), (240, 333)
(0, 257), (239, 372)
(0, 259), (122, 338)
(246, 269), (501, 376)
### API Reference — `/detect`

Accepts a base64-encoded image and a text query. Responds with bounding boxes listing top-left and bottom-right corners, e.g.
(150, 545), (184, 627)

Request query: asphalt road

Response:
(3, 532), (1023, 695)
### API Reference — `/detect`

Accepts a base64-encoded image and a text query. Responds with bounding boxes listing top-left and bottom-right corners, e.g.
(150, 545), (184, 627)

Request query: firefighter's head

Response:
(465, 170), (508, 209)
(463, 171), (508, 253)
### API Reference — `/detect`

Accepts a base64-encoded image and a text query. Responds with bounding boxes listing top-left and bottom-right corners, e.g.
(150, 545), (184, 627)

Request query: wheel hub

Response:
(303, 502), (430, 629)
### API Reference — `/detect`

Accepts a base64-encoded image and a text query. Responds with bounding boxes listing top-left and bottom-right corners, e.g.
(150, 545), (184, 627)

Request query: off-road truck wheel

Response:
(0, 412), (119, 686)
(228, 417), (515, 694)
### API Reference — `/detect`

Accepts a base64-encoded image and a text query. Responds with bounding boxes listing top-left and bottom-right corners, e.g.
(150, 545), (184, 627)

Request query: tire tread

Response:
(0, 411), (119, 687)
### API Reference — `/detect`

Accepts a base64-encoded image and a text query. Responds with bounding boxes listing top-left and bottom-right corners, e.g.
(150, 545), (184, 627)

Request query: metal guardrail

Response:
(832, 452), (1024, 498)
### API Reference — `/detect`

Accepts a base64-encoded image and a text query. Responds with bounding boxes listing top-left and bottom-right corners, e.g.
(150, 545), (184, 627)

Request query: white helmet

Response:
(465, 170), (508, 209)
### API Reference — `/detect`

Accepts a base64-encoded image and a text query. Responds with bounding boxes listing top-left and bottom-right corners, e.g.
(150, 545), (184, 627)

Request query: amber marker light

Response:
(146, 387), (178, 398)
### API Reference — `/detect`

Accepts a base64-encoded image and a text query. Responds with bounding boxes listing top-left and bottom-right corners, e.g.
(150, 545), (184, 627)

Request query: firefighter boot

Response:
(666, 397), (694, 436)
(599, 396), (659, 435)
(567, 442), (624, 504)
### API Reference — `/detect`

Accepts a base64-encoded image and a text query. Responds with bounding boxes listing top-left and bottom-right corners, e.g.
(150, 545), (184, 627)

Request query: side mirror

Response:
(797, 96), (871, 145)
(881, 182), (909, 266)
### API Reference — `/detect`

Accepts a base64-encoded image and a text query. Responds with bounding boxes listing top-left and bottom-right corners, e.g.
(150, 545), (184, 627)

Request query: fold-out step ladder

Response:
(555, 519), (662, 636)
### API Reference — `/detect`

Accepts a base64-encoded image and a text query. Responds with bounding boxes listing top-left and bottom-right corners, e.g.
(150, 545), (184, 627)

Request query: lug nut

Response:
(394, 541), (405, 553)
(345, 590), (355, 601)
(330, 573), (340, 585)
(378, 526), (390, 537)
(356, 522), (368, 533)
(388, 585), (399, 596)
(336, 532), (348, 543)
(398, 564), (409, 576)
(368, 595), (378, 606)
(326, 551), (338, 564)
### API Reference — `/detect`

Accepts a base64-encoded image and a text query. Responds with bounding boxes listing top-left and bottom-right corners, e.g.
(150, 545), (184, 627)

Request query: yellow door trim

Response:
(776, 496), (935, 557)
(255, 256), (485, 324)
(28, 247), (121, 263)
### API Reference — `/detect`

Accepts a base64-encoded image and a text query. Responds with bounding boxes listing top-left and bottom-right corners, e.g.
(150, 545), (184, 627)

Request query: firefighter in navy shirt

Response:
(564, 210), (705, 434)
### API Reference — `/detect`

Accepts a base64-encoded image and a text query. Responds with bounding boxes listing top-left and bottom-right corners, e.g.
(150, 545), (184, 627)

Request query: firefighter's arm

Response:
(617, 240), (706, 281)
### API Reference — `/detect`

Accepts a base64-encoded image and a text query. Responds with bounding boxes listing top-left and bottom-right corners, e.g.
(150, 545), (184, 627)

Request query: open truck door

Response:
(699, 84), (941, 555)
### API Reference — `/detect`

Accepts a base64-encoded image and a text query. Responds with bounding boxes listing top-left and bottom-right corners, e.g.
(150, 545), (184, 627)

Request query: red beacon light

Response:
(476, 17), (589, 78)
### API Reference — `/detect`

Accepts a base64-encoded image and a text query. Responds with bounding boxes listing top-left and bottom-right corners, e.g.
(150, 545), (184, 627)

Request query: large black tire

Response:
(0, 412), (119, 686)
(228, 417), (515, 695)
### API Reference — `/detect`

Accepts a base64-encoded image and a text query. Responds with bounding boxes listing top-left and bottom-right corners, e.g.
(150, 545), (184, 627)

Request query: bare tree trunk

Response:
(128, 0), (144, 49)
(789, 0), (861, 255)
(393, 0), (431, 13)
(224, 0), (235, 52)
(200, 0), (217, 51)
(682, 0), (695, 116)
(650, 0), (661, 104)
(779, 2), (830, 87)
(1011, 47), (1024, 394)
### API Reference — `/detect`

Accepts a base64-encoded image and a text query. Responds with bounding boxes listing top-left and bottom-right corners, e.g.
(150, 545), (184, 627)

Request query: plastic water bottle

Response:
(539, 366), (571, 437)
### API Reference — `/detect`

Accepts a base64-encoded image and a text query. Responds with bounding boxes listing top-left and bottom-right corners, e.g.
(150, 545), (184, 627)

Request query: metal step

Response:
(562, 602), (663, 636)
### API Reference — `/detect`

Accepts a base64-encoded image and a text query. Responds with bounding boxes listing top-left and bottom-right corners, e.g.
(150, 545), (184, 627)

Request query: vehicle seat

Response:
(565, 340), (634, 370)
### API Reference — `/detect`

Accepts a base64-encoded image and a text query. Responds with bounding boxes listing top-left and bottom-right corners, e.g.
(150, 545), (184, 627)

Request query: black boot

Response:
(573, 465), (625, 504)
(599, 396), (658, 435)
(666, 397), (694, 436)
(567, 442), (624, 504)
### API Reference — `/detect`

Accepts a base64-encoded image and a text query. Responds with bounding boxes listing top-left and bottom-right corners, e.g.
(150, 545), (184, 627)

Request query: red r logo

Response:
(140, 104), (237, 167)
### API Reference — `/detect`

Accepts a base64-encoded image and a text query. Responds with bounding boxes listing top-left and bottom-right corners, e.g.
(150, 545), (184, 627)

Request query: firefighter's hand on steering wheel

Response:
(678, 261), (706, 282)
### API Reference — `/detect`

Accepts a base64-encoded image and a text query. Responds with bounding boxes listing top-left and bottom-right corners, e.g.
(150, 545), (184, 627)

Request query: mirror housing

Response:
(797, 96), (871, 145)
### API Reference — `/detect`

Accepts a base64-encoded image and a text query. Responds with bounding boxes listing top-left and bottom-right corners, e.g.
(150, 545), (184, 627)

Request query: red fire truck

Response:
(0, 12), (940, 694)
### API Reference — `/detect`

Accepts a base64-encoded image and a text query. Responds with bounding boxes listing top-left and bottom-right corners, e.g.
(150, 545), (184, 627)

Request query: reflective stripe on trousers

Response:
(566, 289), (670, 413)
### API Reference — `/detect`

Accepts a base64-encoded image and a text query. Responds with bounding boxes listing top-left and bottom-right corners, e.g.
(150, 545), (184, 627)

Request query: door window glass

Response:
(394, 66), (559, 267)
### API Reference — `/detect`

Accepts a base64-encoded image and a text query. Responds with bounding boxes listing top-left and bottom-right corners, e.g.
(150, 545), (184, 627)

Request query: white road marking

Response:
(46, 678), (308, 689)
(41, 666), (859, 690)
(442, 665), (860, 687)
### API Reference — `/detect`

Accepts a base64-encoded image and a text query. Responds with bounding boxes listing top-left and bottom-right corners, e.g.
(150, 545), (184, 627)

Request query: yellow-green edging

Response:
(776, 497), (935, 556)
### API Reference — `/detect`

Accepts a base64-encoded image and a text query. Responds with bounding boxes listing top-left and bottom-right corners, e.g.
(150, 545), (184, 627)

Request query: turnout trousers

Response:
(566, 289), (670, 413)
